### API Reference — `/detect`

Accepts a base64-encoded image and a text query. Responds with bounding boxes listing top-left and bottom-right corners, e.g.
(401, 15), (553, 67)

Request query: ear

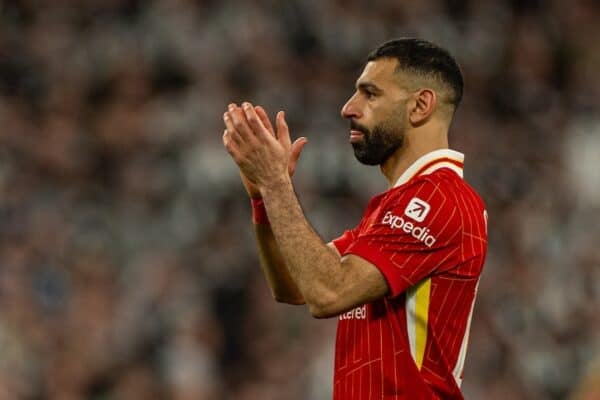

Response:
(408, 89), (436, 125)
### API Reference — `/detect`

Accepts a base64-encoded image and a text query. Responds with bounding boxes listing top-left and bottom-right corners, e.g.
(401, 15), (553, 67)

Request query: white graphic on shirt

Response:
(404, 197), (431, 222)
(382, 211), (437, 248)
(339, 305), (367, 320)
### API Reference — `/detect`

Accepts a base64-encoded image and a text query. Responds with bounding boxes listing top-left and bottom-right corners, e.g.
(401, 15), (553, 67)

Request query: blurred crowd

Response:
(0, 0), (599, 399)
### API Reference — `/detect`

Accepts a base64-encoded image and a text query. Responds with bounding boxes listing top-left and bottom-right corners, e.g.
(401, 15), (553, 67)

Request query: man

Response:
(222, 38), (488, 400)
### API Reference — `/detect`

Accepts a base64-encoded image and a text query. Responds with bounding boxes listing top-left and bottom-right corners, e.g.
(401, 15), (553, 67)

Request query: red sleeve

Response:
(344, 179), (462, 298)
(331, 228), (358, 255)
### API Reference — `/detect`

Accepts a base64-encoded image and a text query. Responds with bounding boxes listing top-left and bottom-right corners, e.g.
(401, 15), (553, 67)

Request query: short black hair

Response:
(367, 38), (464, 108)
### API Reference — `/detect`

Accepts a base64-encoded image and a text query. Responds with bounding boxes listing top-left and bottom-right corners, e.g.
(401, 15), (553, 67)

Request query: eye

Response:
(364, 90), (375, 99)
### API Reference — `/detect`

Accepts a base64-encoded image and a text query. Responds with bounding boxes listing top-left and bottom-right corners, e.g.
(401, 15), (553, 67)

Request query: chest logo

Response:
(381, 209), (437, 248)
(404, 197), (431, 222)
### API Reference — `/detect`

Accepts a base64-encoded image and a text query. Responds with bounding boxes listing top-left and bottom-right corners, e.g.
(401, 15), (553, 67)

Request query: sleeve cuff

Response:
(344, 240), (412, 298)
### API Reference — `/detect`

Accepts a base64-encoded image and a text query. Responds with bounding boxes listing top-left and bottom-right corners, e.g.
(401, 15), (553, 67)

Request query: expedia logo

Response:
(381, 211), (437, 247)
(404, 197), (430, 222)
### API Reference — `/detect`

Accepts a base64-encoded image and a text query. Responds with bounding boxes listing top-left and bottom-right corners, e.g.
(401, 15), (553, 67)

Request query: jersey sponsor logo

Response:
(339, 305), (367, 320)
(382, 210), (437, 247)
(404, 197), (431, 222)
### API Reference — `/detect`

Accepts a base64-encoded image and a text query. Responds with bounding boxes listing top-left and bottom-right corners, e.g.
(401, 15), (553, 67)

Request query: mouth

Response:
(349, 130), (364, 143)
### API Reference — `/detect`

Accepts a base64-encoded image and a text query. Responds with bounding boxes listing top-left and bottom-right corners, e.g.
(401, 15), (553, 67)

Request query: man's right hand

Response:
(236, 105), (308, 199)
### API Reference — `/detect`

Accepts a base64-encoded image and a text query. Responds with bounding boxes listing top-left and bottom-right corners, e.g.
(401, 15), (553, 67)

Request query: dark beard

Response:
(351, 121), (404, 165)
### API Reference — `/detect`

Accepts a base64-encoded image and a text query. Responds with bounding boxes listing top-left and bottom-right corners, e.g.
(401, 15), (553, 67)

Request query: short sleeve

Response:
(344, 179), (462, 298)
(331, 228), (358, 255)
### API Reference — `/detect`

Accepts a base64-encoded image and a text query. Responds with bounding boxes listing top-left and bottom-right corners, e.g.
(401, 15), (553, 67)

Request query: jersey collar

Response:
(392, 149), (465, 188)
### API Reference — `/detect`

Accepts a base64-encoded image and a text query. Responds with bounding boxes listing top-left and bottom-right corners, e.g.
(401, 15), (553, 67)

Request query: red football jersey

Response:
(331, 149), (488, 400)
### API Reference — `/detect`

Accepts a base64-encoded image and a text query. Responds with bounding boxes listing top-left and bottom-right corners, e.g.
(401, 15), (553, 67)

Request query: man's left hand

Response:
(223, 102), (306, 192)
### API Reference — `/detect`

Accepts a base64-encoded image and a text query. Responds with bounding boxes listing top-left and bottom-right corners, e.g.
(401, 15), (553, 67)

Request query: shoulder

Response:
(383, 169), (461, 213)
(382, 168), (486, 232)
(413, 169), (488, 241)
(375, 175), (460, 239)
(404, 168), (486, 213)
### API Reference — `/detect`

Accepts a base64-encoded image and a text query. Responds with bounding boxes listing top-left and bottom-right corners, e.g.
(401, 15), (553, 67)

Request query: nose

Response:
(341, 93), (361, 120)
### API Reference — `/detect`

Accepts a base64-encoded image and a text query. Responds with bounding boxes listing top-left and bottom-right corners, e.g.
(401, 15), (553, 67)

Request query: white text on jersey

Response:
(339, 305), (367, 320)
(381, 211), (437, 247)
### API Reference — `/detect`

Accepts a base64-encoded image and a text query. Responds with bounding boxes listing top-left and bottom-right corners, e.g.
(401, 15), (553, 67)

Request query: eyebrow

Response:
(356, 82), (383, 94)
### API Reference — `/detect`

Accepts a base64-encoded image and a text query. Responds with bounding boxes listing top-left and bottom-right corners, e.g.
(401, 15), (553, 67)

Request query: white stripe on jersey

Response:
(452, 279), (480, 386)
(420, 161), (464, 179)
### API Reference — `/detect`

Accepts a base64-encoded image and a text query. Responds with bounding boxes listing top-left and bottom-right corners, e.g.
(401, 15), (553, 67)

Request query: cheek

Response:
(388, 103), (408, 125)
(373, 105), (396, 126)
(363, 101), (384, 125)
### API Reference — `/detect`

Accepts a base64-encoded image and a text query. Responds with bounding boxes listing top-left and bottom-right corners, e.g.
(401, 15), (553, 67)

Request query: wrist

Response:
(251, 198), (269, 225)
(259, 174), (292, 198)
(245, 185), (262, 200)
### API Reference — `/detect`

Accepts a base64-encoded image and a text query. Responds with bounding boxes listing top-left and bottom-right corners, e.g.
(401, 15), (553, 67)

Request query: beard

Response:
(350, 118), (404, 166)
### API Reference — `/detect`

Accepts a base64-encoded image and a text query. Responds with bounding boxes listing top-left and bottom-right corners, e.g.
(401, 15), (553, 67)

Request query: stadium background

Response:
(0, 0), (599, 399)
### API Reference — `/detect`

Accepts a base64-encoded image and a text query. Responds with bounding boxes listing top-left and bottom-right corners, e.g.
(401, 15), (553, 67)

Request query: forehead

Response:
(356, 58), (402, 88)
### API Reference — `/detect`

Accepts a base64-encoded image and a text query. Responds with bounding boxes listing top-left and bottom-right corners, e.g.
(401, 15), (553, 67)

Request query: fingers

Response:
(222, 129), (241, 160)
(276, 111), (291, 149)
(290, 137), (309, 161)
(255, 106), (275, 136)
(241, 102), (273, 142)
(288, 137), (308, 175)
(223, 102), (306, 179)
(223, 112), (242, 145)
(224, 103), (257, 142)
(224, 104), (298, 153)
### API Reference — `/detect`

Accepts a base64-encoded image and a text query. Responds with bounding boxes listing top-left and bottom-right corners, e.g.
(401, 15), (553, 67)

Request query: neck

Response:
(381, 123), (449, 188)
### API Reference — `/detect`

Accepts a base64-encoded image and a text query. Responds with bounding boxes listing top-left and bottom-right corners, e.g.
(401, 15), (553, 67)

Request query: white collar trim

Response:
(392, 149), (465, 188)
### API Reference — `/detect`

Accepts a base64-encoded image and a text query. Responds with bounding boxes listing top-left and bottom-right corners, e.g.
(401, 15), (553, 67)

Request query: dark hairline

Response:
(366, 38), (464, 109)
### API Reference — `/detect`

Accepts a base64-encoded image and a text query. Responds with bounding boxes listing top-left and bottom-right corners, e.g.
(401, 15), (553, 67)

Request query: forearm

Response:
(253, 223), (305, 304)
(260, 176), (342, 315)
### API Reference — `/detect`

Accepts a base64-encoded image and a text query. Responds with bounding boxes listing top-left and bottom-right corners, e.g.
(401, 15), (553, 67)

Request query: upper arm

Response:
(337, 254), (389, 309)
(312, 252), (389, 318)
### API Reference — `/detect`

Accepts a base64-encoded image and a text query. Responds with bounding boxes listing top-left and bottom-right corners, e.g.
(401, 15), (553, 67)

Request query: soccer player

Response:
(222, 38), (488, 400)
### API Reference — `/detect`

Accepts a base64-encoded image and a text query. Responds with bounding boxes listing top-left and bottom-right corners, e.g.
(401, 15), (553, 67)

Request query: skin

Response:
(222, 57), (454, 317)
(237, 106), (307, 304)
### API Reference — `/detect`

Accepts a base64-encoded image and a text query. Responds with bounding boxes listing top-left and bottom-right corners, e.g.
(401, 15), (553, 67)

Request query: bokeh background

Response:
(1, 0), (599, 399)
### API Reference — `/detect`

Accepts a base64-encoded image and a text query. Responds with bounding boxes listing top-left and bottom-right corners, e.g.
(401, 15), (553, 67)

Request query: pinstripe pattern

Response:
(331, 149), (488, 399)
